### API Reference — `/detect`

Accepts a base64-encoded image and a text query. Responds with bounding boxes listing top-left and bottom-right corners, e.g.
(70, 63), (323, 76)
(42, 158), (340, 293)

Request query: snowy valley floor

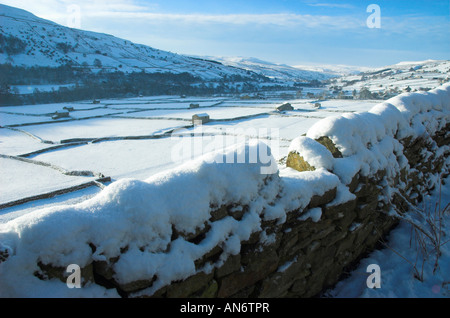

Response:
(0, 96), (378, 208)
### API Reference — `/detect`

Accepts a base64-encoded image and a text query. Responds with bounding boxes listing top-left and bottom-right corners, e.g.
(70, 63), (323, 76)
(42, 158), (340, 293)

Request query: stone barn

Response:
(276, 103), (294, 111)
(192, 113), (210, 125)
(52, 110), (70, 120)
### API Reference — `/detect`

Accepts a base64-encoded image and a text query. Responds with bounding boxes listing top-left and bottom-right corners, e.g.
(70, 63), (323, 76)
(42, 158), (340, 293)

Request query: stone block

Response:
(308, 187), (337, 209)
(258, 256), (307, 298)
(194, 245), (223, 269)
(355, 200), (378, 222)
(306, 244), (336, 271)
(167, 271), (214, 298)
(119, 276), (156, 293)
(36, 261), (95, 287)
(322, 199), (357, 221)
(210, 205), (229, 222)
(286, 151), (315, 172)
(215, 254), (241, 279)
(321, 228), (347, 247)
(218, 249), (279, 298)
(278, 231), (299, 262)
(198, 279), (219, 298)
(348, 173), (360, 193)
(334, 233), (356, 259)
(315, 136), (343, 158)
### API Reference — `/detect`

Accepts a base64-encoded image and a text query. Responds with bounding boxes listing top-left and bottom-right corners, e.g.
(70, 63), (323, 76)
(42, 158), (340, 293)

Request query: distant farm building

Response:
(276, 103), (294, 112)
(192, 113), (210, 125)
(189, 103), (200, 109)
(92, 99), (101, 104)
(52, 110), (70, 120)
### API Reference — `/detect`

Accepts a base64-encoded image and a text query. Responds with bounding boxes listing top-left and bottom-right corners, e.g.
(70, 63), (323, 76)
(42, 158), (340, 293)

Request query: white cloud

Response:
(0, 0), (363, 30)
(0, 0), (157, 26)
(307, 3), (355, 9)
(85, 11), (363, 30)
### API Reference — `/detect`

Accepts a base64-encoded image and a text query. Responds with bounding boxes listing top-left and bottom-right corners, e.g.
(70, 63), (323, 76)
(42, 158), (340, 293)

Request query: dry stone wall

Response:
(52, 125), (446, 298)
(145, 88), (450, 298)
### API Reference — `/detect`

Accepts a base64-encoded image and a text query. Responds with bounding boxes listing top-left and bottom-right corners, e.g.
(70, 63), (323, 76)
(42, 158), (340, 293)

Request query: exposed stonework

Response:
(315, 136), (343, 158)
(286, 151), (315, 172)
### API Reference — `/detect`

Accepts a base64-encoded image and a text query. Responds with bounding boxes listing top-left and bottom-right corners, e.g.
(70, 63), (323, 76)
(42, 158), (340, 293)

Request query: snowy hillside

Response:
(293, 63), (373, 77)
(0, 4), (262, 81)
(329, 59), (450, 97)
(201, 56), (337, 82)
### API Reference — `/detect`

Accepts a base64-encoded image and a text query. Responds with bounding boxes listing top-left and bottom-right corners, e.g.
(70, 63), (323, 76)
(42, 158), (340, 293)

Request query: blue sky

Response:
(1, 0), (449, 67)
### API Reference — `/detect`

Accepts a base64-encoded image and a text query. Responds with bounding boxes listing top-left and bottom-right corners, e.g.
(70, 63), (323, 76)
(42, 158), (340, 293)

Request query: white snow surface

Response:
(0, 157), (96, 205)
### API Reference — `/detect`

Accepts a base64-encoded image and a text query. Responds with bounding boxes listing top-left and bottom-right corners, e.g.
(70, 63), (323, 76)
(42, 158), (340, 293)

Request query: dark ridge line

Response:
(18, 142), (89, 158)
(0, 153), (105, 178)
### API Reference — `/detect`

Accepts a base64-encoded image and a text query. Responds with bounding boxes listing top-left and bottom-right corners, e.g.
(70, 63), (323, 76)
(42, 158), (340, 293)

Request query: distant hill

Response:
(293, 63), (373, 77)
(0, 4), (265, 82)
(202, 56), (338, 82)
(329, 59), (450, 98)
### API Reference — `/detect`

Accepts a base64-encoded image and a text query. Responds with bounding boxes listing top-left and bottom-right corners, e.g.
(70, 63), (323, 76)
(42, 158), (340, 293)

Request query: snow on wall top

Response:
(307, 83), (450, 143)
(305, 83), (450, 184)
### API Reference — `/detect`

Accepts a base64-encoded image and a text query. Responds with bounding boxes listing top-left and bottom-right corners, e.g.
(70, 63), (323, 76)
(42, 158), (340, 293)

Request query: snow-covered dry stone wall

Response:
(0, 84), (449, 298)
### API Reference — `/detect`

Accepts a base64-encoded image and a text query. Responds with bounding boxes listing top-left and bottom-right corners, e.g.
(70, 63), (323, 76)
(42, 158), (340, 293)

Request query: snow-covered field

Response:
(0, 96), (378, 215)
(0, 157), (96, 206)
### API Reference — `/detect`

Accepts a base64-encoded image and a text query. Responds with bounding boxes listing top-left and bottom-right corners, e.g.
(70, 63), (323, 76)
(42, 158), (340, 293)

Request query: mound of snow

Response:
(288, 136), (334, 171)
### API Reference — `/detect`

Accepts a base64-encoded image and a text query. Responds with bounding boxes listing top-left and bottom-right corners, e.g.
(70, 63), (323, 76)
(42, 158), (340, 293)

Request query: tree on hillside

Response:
(359, 87), (373, 99)
(93, 58), (102, 68)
